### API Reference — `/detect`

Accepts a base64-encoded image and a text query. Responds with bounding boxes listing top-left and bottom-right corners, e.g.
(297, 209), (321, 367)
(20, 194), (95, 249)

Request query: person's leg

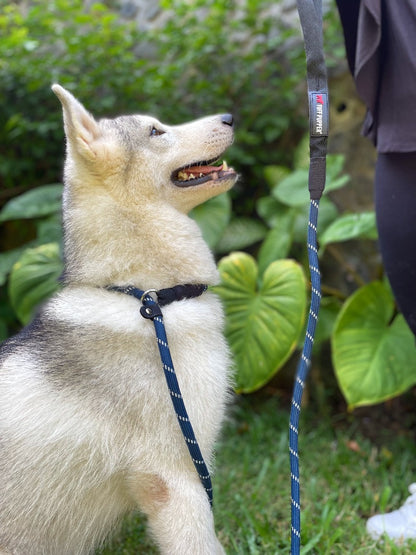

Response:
(367, 152), (416, 542)
(375, 151), (416, 337)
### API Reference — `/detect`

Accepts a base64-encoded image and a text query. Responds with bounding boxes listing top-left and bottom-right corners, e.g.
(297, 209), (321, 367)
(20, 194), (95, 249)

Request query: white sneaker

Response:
(367, 484), (416, 542)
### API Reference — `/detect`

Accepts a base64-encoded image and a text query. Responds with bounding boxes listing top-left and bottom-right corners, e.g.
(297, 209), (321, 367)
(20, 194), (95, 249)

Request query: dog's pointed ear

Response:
(52, 84), (102, 160)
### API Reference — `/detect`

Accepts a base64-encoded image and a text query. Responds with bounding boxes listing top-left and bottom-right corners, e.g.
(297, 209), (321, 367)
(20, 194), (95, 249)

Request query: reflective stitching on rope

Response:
(170, 391), (183, 399)
(163, 364), (174, 374)
(177, 414), (190, 422)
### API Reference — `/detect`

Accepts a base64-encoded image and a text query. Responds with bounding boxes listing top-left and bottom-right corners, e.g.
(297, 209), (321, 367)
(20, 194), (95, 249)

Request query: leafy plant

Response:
(0, 1), (145, 191)
(332, 281), (416, 409)
(190, 194), (232, 251)
(205, 141), (351, 393)
(190, 194), (268, 254)
(215, 253), (306, 393)
(4, 0), (413, 408)
(9, 243), (63, 325)
(0, 185), (63, 334)
(0, 184), (63, 222)
(0, 0), (307, 199)
(256, 135), (355, 286)
(0, 0), (311, 339)
(261, 137), (416, 407)
(319, 211), (378, 252)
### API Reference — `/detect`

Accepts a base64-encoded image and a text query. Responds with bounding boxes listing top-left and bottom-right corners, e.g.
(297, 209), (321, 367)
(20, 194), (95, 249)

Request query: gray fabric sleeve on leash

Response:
(297, 0), (329, 200)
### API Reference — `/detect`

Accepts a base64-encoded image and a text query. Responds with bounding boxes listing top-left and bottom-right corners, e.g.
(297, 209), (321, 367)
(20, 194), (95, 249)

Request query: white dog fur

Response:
(0, 85), (238, 554)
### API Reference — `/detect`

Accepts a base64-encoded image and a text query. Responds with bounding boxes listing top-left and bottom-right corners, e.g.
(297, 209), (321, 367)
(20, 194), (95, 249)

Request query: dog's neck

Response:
(62, 190), (219, 290)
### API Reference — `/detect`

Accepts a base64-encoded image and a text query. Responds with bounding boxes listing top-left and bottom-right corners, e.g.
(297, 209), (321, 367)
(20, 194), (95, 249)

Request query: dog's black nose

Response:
(221, 114), (234, 127)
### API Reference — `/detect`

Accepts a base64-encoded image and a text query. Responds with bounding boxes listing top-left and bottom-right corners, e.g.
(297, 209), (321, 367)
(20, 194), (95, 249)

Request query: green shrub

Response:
(0, 0), (303, 334)
(257, 141), (416, 407)
(0, 0), (307, 195)
(7, 0), (410, 408)
(0, 185), (63, 338)
(2, 143), (415, 408)
(0, 0), (312, 340)
(0, 0), (146, 189)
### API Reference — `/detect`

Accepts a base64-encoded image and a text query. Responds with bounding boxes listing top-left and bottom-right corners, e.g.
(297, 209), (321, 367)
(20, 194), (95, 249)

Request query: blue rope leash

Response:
(289, 1), (328, 552)
(108, 285), (213, 507)
(289, 199), (322, 551)
(141, 292), (213, 507)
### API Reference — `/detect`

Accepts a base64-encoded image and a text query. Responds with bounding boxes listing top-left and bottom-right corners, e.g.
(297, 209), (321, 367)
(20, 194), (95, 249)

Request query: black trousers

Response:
(375, 152), (416, 337)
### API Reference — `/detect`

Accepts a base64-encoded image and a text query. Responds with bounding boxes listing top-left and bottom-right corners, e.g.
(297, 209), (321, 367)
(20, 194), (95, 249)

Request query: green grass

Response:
(99, 395), (416, 554)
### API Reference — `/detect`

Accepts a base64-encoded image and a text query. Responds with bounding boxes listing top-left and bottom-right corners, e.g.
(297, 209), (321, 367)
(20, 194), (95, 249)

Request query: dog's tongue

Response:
(182, 163), (224, 176)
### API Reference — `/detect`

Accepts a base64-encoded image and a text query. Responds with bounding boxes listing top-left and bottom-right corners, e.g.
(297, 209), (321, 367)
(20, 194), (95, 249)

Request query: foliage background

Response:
(1, 0), (416, 410)
(0, 0), (310, 347)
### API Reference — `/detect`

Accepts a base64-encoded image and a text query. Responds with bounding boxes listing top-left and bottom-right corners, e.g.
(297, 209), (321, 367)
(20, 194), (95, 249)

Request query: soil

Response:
(349, 390), (416, 446)
(251, 346), (416, 448)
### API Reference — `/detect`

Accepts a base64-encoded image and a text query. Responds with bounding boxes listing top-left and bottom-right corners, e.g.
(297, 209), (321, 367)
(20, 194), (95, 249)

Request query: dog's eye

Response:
(150, 126), (165, 137)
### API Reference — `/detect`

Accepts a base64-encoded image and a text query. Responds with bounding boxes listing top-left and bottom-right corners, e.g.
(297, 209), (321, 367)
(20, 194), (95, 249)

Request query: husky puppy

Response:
(0, 85), (238, 555)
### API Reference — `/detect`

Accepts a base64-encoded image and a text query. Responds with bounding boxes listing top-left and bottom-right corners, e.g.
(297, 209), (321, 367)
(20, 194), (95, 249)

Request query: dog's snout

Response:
(221, 114), (234, 127)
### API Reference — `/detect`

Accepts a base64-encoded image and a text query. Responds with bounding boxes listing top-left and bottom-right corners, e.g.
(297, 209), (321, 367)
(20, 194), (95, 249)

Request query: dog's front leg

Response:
(129, 472), (225, 555)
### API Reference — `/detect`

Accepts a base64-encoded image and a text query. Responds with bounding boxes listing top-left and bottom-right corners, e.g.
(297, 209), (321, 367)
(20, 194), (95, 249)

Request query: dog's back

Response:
(0, 86), (237, 554)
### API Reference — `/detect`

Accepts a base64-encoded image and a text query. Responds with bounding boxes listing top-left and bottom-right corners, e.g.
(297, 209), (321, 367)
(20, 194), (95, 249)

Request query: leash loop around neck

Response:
(107, 283), (213, 507)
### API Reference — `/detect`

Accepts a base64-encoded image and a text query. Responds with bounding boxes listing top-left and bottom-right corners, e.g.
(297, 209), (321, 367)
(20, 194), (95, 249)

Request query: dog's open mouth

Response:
(172, 158), (236, 187)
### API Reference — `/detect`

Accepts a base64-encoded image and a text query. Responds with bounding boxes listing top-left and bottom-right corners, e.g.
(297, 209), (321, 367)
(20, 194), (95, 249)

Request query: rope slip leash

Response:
(289, 200), (322, 550)
(289, 0), (328, 552)
(107, 283), (213, 507)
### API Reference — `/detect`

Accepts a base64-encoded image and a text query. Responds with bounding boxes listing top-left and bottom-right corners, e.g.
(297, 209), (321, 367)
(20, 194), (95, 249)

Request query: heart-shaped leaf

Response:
(9, 243), (63, 324)
(215, 253), (306, 393)
(332, 281), (416, 409)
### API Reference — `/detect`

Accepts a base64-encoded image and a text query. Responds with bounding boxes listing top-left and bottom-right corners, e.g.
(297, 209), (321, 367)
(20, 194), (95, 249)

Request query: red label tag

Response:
(309, 92), (329, 137)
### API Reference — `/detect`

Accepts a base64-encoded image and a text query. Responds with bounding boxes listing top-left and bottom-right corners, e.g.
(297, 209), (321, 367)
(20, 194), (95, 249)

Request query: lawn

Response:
(99, 392), (416, 554)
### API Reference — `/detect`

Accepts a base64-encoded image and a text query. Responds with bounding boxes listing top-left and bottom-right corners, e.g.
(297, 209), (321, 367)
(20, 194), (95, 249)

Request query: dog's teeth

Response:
(222, 160), (228, 171)
(189, 173), (195, 179)
(178, 171), (188, 180)
(199, 173), (204, 178)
